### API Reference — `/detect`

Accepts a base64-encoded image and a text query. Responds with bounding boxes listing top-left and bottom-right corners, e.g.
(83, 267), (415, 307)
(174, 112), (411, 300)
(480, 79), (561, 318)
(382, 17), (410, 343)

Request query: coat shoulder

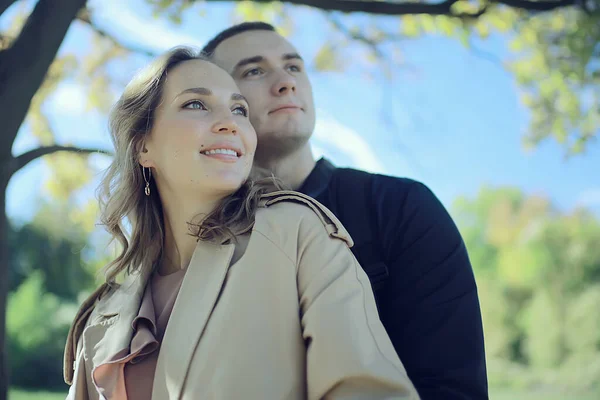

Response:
(258, 190), (353, 247)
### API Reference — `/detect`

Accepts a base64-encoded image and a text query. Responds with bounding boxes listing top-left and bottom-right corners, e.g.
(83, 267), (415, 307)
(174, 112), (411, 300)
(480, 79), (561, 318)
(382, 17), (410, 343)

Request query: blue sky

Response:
(3, 0), (598, 228)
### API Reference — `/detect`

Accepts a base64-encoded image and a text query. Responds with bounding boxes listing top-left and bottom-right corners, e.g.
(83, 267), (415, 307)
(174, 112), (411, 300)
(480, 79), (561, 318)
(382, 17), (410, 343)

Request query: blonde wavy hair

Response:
(98, 46), (282, 283)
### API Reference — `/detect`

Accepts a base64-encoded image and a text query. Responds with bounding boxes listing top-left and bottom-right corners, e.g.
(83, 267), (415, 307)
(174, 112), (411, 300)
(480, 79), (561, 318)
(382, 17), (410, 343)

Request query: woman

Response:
(63, 46), (419, 400)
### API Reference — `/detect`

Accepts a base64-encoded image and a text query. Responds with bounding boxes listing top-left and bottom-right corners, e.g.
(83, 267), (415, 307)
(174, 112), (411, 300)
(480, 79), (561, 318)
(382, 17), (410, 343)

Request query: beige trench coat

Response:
(63, 191), (420, 400)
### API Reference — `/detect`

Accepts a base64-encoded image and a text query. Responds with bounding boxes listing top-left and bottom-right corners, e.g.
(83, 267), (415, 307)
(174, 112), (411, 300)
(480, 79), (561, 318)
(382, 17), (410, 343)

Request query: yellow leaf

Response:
(401, 16), (421, 37)
(435, 16), (459, 36)
(450, 0), (480, 15)
(475, 21), (490, 39)
(44, 152), (93, 201)
(69, 199), (99, 234)
(420, 15), (437, 34)
(313, 44), (341, 72)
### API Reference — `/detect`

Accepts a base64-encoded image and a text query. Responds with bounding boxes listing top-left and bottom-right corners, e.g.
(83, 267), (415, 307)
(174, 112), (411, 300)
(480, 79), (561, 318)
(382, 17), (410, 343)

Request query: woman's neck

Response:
(158, 190), (221, 276)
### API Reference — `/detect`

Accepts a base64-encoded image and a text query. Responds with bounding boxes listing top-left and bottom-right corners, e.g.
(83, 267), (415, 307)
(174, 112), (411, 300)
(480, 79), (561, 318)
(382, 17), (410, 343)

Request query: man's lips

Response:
(269, 104), (302, 114)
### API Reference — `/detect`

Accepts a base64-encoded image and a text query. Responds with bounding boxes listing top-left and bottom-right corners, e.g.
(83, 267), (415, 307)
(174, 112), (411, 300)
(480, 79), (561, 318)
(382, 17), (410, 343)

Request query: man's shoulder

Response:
(329, 167), (455, 239)
(333, 167), (437, 206)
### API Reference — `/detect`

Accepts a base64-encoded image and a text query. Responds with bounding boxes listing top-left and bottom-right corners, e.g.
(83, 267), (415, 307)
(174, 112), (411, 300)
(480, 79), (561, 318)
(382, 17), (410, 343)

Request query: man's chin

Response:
(259, 123), (312, 140)
(256, 132), (311, 162)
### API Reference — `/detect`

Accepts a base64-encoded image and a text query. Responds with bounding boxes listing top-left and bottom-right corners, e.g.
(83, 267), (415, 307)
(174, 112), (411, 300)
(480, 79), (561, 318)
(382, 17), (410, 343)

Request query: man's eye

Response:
(183, 100), (206, 110)
(243, 68), (262, 78)
(288, 65), (301, 72)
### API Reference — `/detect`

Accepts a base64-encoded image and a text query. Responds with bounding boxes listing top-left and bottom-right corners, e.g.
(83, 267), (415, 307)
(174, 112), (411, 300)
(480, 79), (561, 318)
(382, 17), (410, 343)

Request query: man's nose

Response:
(271, 72), (296, 96)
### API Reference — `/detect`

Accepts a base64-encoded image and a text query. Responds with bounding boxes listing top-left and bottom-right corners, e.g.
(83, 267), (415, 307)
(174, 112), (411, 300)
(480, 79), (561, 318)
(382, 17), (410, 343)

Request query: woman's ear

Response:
(137, 138), (154, 168)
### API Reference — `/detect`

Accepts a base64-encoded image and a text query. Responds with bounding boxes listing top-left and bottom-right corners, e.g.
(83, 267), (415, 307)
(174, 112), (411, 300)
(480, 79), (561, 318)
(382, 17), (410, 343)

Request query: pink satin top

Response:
(92, 268), (186, 399)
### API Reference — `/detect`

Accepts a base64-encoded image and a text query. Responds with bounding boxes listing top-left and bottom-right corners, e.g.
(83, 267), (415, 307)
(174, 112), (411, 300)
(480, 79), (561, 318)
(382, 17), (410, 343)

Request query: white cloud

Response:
(576, 188), (600, 208)
(94, 1), (208, 53)
(311, 110), (388, 175)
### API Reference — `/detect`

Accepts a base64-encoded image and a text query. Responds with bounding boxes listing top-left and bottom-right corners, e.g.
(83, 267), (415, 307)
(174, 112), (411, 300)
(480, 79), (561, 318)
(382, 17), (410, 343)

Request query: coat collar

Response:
(80, 239), (236, 399)
(81, 262), (153, 396)
(151, 239), (235, 399)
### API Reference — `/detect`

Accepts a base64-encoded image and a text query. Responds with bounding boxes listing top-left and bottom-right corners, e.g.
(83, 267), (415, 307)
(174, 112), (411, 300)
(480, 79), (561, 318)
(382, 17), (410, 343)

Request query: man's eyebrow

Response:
(233, 56), (264, 72)
(176, 87), (212, 98)
(283, 53), (303, 62)
(231, 93), (248, 103)
(232, 53), (303, 72)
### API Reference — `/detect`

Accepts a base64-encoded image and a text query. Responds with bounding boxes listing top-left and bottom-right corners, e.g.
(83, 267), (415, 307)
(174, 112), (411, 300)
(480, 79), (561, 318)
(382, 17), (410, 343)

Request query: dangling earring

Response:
(143, 167), (151, 196)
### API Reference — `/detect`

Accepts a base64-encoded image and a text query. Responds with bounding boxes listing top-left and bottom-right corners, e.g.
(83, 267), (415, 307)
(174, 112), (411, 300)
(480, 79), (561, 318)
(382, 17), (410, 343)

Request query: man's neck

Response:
(255, 143), (316, 190)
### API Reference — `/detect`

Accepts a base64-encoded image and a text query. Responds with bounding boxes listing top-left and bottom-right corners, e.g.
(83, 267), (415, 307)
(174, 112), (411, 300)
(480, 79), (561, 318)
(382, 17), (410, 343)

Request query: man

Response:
(202, 22), (488, 399)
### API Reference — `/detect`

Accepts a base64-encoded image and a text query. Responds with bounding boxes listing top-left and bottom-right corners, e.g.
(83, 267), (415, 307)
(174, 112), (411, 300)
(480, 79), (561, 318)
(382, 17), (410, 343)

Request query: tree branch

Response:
(497, 0), (575, 11)
(76, 9), (156, 58)
(327, 15), (385, 57)
(12, 145), (112, 175)
(197, 0), (577, 16)
(469, 39), (505, 69)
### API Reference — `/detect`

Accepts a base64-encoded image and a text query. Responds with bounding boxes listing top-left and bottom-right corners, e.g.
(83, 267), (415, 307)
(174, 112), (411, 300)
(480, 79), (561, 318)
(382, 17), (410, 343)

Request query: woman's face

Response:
(140, 59), (257, 199)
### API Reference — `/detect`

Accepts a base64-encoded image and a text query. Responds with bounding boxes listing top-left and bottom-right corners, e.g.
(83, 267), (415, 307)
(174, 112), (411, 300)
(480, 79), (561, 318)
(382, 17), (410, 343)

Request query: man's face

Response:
(212, 30), (316, 161)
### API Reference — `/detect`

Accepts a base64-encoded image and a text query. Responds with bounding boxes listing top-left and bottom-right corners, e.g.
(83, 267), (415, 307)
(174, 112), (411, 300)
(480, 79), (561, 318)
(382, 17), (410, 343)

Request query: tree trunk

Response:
(0, 0), (87, 396)
(0, 0), (87, 149)
(0, 172), (9, 400)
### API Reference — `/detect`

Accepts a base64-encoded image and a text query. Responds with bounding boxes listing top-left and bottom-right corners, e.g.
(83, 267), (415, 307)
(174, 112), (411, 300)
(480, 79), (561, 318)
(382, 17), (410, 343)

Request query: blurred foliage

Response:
(75, 32), (130, 114)
(43, 153), (93, 202)
(509, 8), (600, 155)
(27, 55), (79, 146)
(390, 3), (600, 154)
(453, 186), (600, 393)
(6, 271), (74, 390)
(6, 153), (110, 389)
(6, 198), (106, 389)
(8, 203), (98, 299)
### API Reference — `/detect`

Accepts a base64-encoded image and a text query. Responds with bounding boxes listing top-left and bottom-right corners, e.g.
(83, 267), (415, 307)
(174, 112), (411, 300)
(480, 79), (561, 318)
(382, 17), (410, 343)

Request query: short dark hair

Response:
(201, 21), (276, 57)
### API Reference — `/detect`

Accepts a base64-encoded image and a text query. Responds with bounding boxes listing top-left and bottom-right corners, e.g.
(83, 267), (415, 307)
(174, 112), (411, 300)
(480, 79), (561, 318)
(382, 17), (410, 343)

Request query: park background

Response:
(0, 0), (599, 399)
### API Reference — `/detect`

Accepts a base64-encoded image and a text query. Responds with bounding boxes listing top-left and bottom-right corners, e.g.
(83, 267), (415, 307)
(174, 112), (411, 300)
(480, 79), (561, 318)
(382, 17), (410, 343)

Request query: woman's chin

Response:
(204, 174), (247, 195)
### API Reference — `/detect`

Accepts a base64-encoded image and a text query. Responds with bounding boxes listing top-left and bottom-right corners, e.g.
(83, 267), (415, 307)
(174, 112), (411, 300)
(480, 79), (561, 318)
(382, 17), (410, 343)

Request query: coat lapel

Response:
(152, 239), (235, 400)
(82, 267), (151, 394)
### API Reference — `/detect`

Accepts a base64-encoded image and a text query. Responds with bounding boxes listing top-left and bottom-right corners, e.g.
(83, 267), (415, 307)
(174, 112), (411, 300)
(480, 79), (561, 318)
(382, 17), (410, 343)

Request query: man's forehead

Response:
(213, 30), (298, 70)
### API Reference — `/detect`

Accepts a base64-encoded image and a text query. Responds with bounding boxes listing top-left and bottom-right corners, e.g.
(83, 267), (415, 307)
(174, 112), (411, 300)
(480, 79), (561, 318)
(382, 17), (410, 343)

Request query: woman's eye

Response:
(183, 100), (206, 110)
(232, 105), (248, 117)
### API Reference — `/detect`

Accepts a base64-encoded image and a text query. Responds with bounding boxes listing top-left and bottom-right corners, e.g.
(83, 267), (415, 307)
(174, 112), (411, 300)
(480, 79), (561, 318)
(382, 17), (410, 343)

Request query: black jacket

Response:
(298, 158), (488, 400)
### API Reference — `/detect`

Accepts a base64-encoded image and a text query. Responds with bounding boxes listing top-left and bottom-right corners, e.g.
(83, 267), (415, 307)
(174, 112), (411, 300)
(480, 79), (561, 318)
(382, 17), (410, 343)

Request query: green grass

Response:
(9, 388), (599, 400)
(9, 390), (65, 400)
